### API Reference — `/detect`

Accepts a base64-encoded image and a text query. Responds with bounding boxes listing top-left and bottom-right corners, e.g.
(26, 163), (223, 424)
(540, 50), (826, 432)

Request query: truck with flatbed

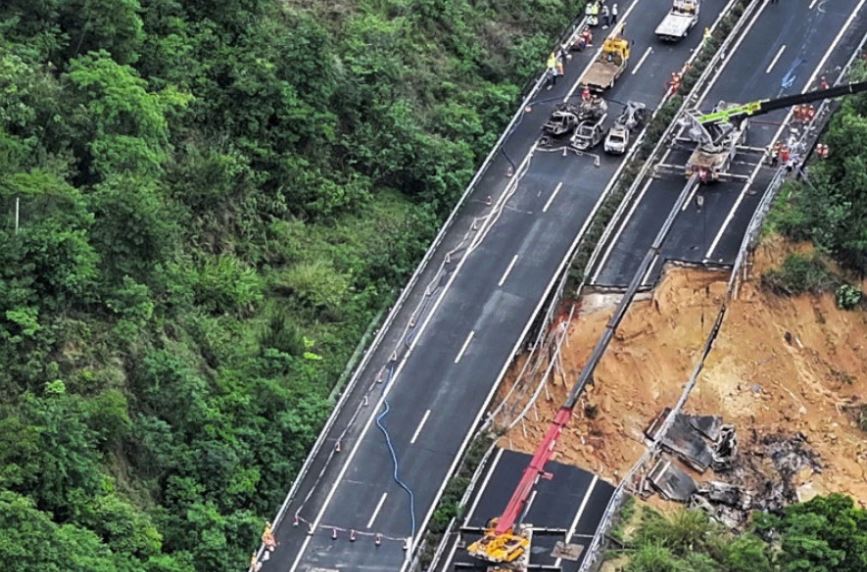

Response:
(579, 32), (630, 92)
(655, 0), (700, 42)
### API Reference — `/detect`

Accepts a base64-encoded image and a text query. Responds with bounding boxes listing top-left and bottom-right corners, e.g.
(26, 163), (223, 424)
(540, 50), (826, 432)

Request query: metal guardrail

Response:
(573, 0), (769, 568)
(408, 17), (603, 569)
(483, 0), (740, 432)
(489, 0), (749, 434)
(257, 8), (601, 570)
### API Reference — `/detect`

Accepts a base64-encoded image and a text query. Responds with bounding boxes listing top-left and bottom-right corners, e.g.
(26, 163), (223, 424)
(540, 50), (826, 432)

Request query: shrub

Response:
(762, 254), (834, 295)
(835, 284), (863, 310)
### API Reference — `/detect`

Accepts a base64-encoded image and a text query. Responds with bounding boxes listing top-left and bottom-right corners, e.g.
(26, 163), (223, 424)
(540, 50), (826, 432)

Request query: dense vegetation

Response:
(761, 62), (867, 306)
(770, 62), (867, 277)
(0, 1), (585, 569)
(613, 494), (867, 572)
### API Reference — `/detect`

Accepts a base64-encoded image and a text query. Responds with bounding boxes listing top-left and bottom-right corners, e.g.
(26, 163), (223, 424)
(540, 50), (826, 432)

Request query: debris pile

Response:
(499, 241), (867, 506)
(643, 410), (824, 528)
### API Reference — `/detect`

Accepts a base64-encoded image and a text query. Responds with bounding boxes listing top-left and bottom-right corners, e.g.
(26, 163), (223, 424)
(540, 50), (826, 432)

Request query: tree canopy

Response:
(0, 0), (587, 569)
(617, 495), (867, 572)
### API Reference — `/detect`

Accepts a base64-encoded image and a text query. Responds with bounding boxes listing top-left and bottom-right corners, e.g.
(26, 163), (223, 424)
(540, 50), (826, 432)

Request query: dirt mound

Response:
(500, 238), (867, 505)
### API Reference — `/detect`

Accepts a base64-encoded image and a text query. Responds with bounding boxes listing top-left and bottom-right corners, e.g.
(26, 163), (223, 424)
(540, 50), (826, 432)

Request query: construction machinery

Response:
(579, 24), (630, 91)
(682, 101), (750, 182)
(655, 0), (700, 42)
(661, 79), (867, 182)
(604, 100), (648, 155)
(466, 407), (573, 568)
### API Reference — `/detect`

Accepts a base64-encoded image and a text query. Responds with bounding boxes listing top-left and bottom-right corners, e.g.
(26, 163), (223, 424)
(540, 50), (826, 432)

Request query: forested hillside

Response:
(770, 63), (867, 280)
(0, 1), (583, 570)
(613, 495), (867, 572)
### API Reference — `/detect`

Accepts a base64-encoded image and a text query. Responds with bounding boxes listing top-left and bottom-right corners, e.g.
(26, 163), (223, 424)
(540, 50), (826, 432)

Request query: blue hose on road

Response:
(374, 363), (417, 538)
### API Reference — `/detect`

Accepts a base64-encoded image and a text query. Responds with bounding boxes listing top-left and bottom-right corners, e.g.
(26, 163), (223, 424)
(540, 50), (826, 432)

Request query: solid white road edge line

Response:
(405, 67), (652, 572)
(288, 144), (537, 571)
(696, 0), (770, 104)
(465, 448), (505, 522)
(705, 0), (867, 260)
(593, 0), (781, 280)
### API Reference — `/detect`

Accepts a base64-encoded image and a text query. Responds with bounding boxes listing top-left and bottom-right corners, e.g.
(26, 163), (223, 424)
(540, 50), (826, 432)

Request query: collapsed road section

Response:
(253, 1), (730, 571)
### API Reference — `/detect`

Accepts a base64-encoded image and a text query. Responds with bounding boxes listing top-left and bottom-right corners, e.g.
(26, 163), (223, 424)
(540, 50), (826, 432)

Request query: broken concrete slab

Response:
(662, 414), (714, 472)
(698, 480), (752, 510)
(647, 457), (698, 502)
(645, 410), (728, 472)
(689, 414), (723, 441)
(552, 540), (584, 562)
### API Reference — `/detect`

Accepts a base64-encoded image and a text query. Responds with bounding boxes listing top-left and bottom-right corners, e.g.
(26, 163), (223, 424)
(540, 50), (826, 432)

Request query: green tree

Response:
(757, 494), (867, 572)
(64, 50), (188, 180)
(60, 0), (145, 65)
(0, 490), (126, 572)
(88, 176), (178, 281)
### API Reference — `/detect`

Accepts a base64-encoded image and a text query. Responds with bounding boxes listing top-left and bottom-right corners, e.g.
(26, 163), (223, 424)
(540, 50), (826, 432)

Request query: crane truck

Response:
(466, 78), (867, 571)
(579, 24), (630, 92)
(678, 79), (867, 182)
(655, 0), (700, 42)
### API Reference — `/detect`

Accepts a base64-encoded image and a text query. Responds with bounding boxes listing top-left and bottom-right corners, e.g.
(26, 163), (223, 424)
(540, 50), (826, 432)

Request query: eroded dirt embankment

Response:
(500, 238), (867, 505)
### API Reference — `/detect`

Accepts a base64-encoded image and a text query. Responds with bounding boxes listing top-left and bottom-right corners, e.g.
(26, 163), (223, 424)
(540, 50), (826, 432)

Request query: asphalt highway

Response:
(591, 0), (867, 289)
(257, 1), (727, 570)
(438, 449), (615, 571)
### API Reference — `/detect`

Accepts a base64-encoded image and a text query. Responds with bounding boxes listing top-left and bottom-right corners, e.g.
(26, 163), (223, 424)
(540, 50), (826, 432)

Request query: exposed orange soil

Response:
(499, 237), (867, 505)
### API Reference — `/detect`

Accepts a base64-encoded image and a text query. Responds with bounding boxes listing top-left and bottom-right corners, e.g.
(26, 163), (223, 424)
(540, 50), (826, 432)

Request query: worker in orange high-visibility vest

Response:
(668, 72), (682, 95)
(816, 143), (829, 159)
(770, 141), (783, 167)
